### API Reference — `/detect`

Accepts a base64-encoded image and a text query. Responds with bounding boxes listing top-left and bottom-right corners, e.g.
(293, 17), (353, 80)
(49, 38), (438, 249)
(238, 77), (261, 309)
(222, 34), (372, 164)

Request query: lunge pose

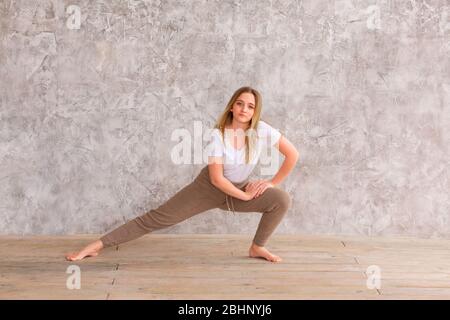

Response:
(65, 86), (299, 262)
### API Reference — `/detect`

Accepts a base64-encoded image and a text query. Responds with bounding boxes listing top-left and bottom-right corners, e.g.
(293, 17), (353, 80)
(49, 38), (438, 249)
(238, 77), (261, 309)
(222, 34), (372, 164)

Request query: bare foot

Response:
(249, 243), (282, 263)
(65, 240), (104, 261)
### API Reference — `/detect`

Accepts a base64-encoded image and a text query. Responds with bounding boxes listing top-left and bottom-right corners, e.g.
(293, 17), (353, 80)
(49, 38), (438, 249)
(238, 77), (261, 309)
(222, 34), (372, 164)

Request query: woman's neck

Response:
(228, 119), (250, 131)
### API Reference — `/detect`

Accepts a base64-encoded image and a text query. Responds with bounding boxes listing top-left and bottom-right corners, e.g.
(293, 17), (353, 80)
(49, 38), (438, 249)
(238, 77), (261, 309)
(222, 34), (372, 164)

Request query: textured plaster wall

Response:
(0, 0), (449, 237)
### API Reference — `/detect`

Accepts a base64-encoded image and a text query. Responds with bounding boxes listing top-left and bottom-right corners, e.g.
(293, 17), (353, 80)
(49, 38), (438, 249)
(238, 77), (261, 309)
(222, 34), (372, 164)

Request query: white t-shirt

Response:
(206, 120), (282, 183)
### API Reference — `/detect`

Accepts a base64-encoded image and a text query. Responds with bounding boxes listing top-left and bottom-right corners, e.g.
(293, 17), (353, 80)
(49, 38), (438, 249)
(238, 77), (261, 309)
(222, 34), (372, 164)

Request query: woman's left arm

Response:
(269, 135), (299, 186)
(245, 135), (299, 198)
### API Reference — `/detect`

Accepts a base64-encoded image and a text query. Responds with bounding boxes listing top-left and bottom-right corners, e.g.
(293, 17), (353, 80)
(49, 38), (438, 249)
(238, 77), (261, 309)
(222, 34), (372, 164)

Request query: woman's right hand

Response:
(242, 188), (258, 201)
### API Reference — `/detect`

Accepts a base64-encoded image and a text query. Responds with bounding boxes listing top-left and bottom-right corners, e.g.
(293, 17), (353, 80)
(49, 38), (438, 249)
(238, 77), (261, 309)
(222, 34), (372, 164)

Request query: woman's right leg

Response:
(66, 166), (224, 260)
(99, 176), (222, 248)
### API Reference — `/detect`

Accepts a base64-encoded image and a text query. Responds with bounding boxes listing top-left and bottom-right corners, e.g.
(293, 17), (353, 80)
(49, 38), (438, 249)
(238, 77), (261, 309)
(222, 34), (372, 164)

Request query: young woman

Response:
(65, 86), (299, 263)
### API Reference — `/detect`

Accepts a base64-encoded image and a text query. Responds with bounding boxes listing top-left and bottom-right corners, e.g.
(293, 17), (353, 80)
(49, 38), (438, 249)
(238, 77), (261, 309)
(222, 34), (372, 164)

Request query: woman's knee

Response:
(266, 187), (292, 212)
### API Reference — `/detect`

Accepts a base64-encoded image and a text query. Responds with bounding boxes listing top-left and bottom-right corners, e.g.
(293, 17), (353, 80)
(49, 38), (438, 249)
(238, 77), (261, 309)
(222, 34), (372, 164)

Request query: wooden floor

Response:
(1, 234), (450, 299)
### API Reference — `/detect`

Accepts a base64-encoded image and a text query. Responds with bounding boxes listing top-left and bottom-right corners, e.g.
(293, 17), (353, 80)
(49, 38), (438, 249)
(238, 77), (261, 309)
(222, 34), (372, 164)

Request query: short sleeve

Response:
(257, 120), (281, 147)
(206, 129), (224, 157)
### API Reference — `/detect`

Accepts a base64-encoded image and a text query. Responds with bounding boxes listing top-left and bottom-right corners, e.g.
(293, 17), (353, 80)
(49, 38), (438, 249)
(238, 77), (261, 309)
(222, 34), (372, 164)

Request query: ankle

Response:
(251, 242), (264, 249)
(96, 240), (104, 249)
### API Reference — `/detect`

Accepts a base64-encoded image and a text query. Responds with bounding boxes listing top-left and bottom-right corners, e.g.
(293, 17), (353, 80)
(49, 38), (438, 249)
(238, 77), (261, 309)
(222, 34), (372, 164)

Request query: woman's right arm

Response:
(208, 160), (256, 201)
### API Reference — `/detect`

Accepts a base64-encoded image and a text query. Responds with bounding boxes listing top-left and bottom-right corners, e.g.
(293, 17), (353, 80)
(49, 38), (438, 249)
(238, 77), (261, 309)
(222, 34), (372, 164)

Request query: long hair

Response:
(214, 86), (262, 164)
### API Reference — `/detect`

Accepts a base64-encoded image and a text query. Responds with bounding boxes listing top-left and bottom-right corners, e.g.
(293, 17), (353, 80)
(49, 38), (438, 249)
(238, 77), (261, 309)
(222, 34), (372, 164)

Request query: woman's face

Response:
(230, 92), (256, 124)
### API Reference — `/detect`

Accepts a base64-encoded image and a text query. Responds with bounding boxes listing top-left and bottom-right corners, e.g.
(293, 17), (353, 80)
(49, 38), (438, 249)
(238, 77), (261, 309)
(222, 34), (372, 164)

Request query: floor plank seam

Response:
(105, 256), (120, 299)
(105, 266), (119, 300)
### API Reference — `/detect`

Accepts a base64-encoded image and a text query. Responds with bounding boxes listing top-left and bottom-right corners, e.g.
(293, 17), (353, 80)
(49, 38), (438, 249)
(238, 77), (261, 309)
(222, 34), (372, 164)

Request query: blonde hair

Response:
(214, 86), (263, 164)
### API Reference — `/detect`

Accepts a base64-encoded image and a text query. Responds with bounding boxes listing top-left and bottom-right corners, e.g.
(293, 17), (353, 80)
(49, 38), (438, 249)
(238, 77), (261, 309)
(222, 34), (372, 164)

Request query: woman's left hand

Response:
(245, 179), (275, 199)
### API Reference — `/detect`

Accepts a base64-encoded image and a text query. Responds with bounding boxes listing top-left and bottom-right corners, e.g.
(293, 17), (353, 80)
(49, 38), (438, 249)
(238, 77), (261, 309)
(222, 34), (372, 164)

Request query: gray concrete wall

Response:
(1, 0), (449, 238)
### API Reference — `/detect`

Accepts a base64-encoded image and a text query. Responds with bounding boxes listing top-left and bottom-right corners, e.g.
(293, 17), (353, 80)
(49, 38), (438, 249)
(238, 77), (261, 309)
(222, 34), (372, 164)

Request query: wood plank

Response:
(1, 234), (449, 299)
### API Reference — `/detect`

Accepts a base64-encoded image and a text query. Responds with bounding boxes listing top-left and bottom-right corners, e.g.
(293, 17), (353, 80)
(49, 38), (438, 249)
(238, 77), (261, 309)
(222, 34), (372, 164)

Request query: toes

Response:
(65, 254), (74, 261)
(67, 253), (82, 261)
(269, 255), (281, 262)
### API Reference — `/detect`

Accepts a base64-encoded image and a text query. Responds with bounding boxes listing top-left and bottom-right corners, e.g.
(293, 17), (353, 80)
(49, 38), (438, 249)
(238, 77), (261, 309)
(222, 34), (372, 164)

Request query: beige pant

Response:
(100, 165), (292, 248)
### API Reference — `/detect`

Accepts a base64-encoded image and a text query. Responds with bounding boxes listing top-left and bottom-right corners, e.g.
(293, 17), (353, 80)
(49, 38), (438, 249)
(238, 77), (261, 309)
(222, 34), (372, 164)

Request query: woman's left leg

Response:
(219, 187), (292, 247)
(218, 186), (292, 262)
